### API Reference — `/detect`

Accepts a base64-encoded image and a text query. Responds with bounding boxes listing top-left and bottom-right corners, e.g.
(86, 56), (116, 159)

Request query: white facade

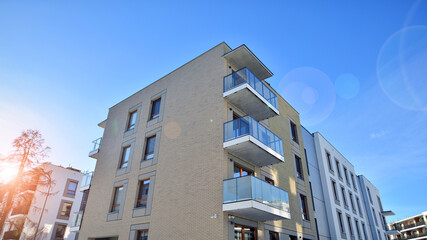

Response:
(302, 127), (385, 240)
(1, 163), (84, 240)
(358, 175), (390, 240)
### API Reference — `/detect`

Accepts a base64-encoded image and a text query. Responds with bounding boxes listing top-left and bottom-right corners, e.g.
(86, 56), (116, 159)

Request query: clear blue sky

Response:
(0, 1), (426, 221)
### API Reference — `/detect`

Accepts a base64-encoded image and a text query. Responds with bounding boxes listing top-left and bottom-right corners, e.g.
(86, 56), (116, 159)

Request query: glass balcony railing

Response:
(81, 172), (93, 189)
(91, 137), (102, 152)
(223, 175), (289, 213)
(70, 211), (84, 229)
(223, 67), (278, 109)
(223, 116), (283, 157)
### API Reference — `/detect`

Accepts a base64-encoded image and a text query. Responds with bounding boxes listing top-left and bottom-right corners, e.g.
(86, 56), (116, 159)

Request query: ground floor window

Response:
(137, 229), (148, 240)
(234, 224), (256, 240)
(269, 231), (279, 240)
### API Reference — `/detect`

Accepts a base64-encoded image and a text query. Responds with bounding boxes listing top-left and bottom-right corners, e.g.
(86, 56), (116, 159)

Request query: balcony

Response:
(223, 116), (284, 166)
(223, 68), (279, 121)
(69, 211), (84, 232)
(89, 137), (102, 159)
(223, 176), (290, 221)
(80, 172), (93, 191)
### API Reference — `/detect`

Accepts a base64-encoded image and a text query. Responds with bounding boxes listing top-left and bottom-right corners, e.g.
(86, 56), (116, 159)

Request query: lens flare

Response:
(0, 161), (19, 183)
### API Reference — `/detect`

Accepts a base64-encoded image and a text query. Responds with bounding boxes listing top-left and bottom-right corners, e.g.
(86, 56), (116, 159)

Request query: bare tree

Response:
(0, 130), (50, 234)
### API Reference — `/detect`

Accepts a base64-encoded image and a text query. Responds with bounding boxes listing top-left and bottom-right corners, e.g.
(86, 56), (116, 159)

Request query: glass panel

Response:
(150, 99), (161, 119)
(144, 136), (156, 160)
(127, 111), (137, 130)
(223, 178), (237, 203)
(244, 227), (255, 240)
(61, 202), (72, 216)
(234, 225), (243, 240)
(67, 181), (77, 195)
(137, 180), (150, 208)
(121, 146), (130, 168)
(223, 67), (278, 109)
(236, 177), (251, 201)
(137, 230), (149, 240)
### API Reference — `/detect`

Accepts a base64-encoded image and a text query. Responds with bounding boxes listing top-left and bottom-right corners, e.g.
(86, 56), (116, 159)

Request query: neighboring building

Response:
(0, 163), (84, 240)
(78, 42), (318, 240)
(302, 127), (393, 240)
(68, 171), (93, 238)
(388, 212), (427, 239)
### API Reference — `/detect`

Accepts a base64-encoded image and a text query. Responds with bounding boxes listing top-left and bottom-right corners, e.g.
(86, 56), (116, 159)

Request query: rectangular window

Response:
(348, 216), (354, 236)
(335, 160), (342, 178)
(137, 229), (149, 240)
(60, 202), (72, 217)
(234, 224), (256, 240)
(373, 208), (378, 226)
(265, 177), (274, 185)
(300, 194), (309, 221)
(304, 148), (310, 176)
(344, 167), (350, 185)
(269, 231), (279, 240)
(127, 110), (137, 131)
(337, 211), (345, 233)
(362, 222), (368, 240)
(136, 179), (150, 208)
(379, 212), (386, 230)
(233, 164), (253, 178)
(111, 186), (124, 212)
(341, 187), (348, 207)
(355, 220), (361, 240)
(150, 98), (161, 120)
(326, 151), (333, 172)
(367, 187), (373, 204)
(349, 192), (355, 211)
(55, 224), (67, 239)
(351, 173), (357, 191)
(356, 197), (363, 216)
(295, 155), (304, 180)
(66, 181), (78, 195)
(144, 136), (156, 160)
(332, 180), (339, 201)
(120, 146), (131, 168)
(290, 121), (298, 143)
(309, 182), (315, 211)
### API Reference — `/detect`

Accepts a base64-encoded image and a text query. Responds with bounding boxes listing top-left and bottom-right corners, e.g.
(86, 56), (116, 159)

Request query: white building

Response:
(302, 127), (393, 240)
(1, 163), (84, 240)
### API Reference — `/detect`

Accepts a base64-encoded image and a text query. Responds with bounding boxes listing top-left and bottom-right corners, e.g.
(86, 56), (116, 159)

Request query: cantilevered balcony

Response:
(223, 116), (284, 166)
(223, 176), (290, 221)
(80, 171), (93, 191)
(223, 68), (279, 121)
(70, 211), (84, 232)
(89, 137), (102, 159)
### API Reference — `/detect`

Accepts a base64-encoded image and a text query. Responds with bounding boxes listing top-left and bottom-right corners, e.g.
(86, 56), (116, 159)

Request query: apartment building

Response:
(78, 42), (318, 240)
(388, 211), (427, 240)
(69, 171), (93, 237)
(302, 127), (393, 240)
(0, 163), (84, 240)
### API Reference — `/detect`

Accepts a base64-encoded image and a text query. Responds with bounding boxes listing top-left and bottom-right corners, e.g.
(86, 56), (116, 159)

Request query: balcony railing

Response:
(80, 172), (93, 190)
(89, 137), (102, 158)
(70, 211), (84, 231)
(224, 68), (278, 109)
(223, 175), (290, 221)
(224, 116), (283, 156)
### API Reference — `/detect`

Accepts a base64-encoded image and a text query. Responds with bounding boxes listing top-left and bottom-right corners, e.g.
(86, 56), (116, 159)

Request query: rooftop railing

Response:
(223, 116), (283, 156)
(223, 175), (289, 213)
(223, 67), (278, 109)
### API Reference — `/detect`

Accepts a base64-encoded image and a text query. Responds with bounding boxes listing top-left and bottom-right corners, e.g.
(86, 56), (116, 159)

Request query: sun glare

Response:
(0, 161), (19, 184)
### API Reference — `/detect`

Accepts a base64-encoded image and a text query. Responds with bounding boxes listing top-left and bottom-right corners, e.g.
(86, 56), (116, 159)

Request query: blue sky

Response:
(0, 1), (426, 221)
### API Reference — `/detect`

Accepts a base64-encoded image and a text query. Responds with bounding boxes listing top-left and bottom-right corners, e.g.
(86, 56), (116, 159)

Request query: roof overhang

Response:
(382, 210), (396, 216)
(98, 120), (106, 128)
(223, 45), (273, 80)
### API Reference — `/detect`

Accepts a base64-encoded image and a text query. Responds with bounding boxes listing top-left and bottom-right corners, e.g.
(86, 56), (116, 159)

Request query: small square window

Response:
(127, 111), (137, 131)
(150, 98), (161, 120)
(67, 181), (78, 195)
(111, 186), (124, 212)
(265, 177), (274, 185)
(120, 146), (131, 169)
(144, 136), (156, 160)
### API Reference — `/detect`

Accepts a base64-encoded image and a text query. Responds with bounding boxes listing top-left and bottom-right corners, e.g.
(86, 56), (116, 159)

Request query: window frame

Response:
(326, 151), (333, 172)
(295, 155), (304, 180)
(137, 229), (149, 240)
(143, 136), (156, 160)
(54, 223), (67, 239)
(337, 210), (345, 234)
(233, 164), (254, 178)
(111, 185), (124, 212)
(120, 145), (131, 169)
(136, 179), (150, 209)
(290, 121), (298, 143)
(332, 180), (339, 202)
(127, 110), (138, 131)
(347, 215), (354, 237)
(335, 159), (342, 179)
(300, 194), (310, 221)
(149, 98), (161, 120)
(269, 231), (279, 240)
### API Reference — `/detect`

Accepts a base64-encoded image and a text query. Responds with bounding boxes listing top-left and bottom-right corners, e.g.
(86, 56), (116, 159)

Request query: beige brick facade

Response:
(78, 42), (317, 240)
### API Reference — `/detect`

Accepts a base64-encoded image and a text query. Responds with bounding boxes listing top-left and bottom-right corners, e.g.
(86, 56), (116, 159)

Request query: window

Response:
(332, 180), (339, 201)
(60, 202), (72, 217)
(335, 160), (342, 179)
(144, 136), (156, 160)
(367, 187), (373, 204)
(351, 173), (357, 191)
(111, 186), (124, 212)
(269, 231), (279, 240)
(373, 208), (378, 226)
(136, 179), (150, 208)
(137, 229), (149, 240)
(295, 155), (304, 180)
(150, 98), (161, 120)
(343, 167), (350, 185)
(234, 164), (253, 178)
(348, 216), (354, 237)
(54, 224), (67, 240)
(326, 151), (333, 172)
(355, 220), (361, 240)
(362, 222), (368, 240)
(337, 211), (345, 233)
(341, 186), (348, 207)
(66, 181), (78, 195)
(349, 192), (355, 211)
(304, 148), (310, 176)
(379, 212), (386, 230)
(265, 177), (274, 185)
(120, 146), (131, 168)
(356, 197), (363, 216)
(377, 230), (381, 240)
(234, 224), (256, 240)
(127, 110), (137, 131)
(377, 196), (383, 211)
(309, 182), (315, 211)
(300, 194), (309, 221)
(290, 121), (298, 142)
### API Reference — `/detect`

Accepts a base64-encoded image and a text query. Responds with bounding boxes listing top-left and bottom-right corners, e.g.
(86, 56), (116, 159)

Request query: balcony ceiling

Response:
(224, 45), (273, 80)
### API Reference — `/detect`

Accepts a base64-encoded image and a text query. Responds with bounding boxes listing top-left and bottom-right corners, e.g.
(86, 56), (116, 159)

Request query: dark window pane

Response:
(136, 180), (150, 208)
(67, 181), (78, 195)
(150, 99), (161, 119)
(127, 111), (137, 130)
(137, 230), (149, 240)
(120, 146), (131, 168)
(144, 136), (156, 160)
